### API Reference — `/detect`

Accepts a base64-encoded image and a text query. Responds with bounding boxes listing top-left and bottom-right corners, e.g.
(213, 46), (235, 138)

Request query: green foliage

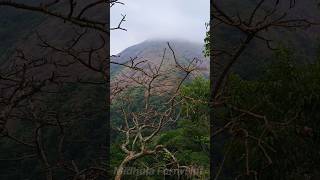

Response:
(110, 77), (210, 179)
(203, 23), (210, 57)
(158, 77), (210, 168)
(215, 46), (320, 179)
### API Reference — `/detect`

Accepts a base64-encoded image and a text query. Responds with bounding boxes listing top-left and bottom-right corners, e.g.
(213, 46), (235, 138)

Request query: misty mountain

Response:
(111, 39), (209, 76)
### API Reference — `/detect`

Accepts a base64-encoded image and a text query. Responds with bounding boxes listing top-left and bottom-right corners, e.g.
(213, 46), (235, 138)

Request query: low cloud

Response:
(111, 0), (209, 55)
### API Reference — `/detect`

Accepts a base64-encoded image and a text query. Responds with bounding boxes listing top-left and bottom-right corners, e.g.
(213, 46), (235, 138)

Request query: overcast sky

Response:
(110, 0), (210, 55)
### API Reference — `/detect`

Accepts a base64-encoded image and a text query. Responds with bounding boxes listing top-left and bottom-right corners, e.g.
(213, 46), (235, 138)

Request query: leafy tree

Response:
(214, 46), (320, 179)
(157, 77), (210, 178)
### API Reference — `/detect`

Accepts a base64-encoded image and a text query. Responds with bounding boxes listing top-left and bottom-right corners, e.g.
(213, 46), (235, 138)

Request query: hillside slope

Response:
(111, 39), (209, 76)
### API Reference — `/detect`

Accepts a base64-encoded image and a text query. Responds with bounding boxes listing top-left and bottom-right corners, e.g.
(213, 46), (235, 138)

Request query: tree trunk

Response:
(115, 155), (132, 180)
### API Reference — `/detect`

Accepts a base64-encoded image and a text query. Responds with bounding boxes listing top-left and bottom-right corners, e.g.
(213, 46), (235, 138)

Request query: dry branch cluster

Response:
(0, 0), (117, 179)
(111, 43), (204, 179)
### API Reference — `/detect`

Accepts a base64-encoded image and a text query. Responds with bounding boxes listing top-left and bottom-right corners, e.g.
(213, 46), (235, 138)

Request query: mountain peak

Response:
(115, 39), (206, 60)
(111, 39), (209, 77)
(142, 38), (202, 45)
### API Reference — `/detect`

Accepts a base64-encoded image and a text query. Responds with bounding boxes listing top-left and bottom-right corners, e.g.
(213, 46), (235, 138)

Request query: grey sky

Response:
(111, 0), (210, 55)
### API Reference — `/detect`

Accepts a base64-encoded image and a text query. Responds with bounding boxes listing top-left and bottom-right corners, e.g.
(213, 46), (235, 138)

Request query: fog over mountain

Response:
(110, 0), (210, 54)
(111, 39), (209, 76)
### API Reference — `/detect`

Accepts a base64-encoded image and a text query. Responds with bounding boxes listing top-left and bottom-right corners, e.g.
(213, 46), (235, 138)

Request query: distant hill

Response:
(110, 39), (209, 98)
(111, 39), (209, 76)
